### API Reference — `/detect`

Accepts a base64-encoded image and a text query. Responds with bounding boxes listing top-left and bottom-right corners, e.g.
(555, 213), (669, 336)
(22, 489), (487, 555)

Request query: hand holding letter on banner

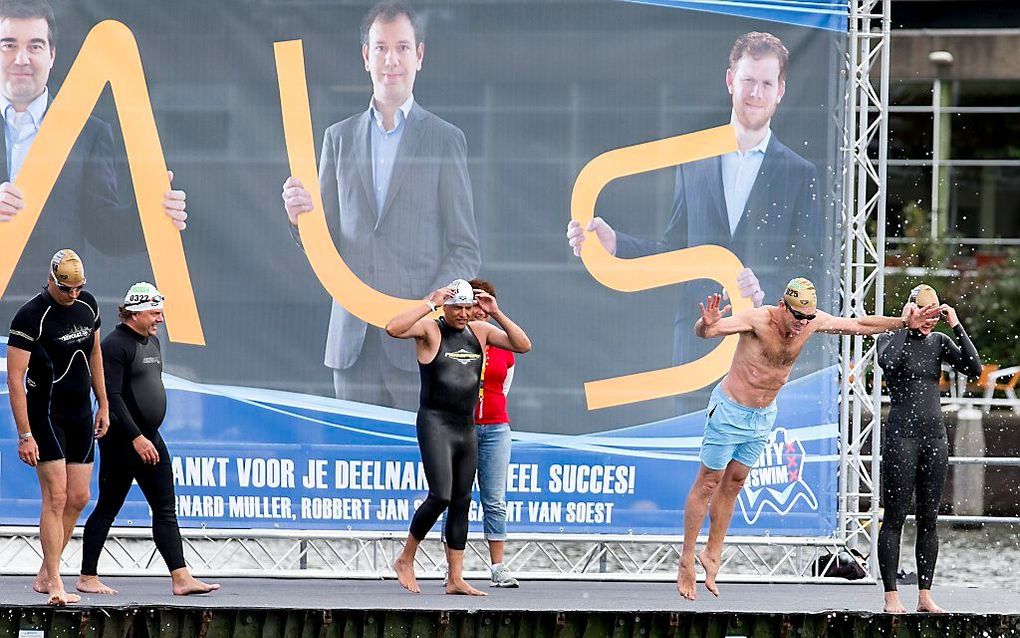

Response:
(274, 40), (426, 326)
(0, 181), (24, 222)
(566, 217), (617, 257)
(0, 21), (204, 344)
(163, 170), (188, 230)
(737, 267), (765, 307)
(281, 175), (313, 225)
(721, 267), (765, 308)
(1, 172), (186, 229)
(571, 124), (748, 409)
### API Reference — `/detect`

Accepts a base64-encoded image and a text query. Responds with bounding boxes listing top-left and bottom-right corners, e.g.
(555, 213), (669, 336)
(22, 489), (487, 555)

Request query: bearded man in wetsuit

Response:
(75, 283), (219, 596)
(385, 279), (531, 596)
(7, 249), (108, 606)
(677, 277), (941, 600)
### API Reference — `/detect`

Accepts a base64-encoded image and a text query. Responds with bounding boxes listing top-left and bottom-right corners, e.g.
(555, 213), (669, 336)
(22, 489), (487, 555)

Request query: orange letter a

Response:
(0, 21), (204, 345)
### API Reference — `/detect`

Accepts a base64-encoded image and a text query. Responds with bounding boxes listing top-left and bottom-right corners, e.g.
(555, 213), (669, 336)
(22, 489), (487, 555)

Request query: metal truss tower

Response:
(838, 0), (891, 578)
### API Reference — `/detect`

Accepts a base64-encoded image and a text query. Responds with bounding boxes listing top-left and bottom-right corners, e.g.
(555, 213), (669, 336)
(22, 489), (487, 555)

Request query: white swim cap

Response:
(123, 282), (165, 311)
(445, 279), (476, 306)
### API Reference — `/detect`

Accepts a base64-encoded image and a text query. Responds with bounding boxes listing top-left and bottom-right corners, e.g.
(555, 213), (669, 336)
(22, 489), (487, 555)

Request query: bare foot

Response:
(393, 556), (420, 593)
(76, 575), (117, 594)
(47, 589), (80, 606)
(883, 592), (907, 613)
(33, 567), (49, 594)
(173, 577), (220, 596)
(916, 593), (945, 614)
(446, 579), (487, 596)
(677, 558), (697, 600)
(698, 549), (721, 597)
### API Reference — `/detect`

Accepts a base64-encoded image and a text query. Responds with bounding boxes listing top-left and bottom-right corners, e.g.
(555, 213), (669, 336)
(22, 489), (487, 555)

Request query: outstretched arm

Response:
(694, 294), (755, 339)
(815, 304), (940, 335)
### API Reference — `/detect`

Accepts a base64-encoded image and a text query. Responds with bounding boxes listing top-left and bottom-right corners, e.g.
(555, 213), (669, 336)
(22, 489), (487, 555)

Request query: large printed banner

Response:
(0, 0), (847, 536)
(1, 335), (838, 535)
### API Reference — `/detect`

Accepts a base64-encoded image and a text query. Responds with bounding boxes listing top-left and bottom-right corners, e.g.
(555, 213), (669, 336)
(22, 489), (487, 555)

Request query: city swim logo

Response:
(737, 427), (818, 525)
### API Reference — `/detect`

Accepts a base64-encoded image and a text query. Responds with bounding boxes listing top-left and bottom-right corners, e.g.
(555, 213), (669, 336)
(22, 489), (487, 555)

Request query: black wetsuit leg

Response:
(878, 434), (917, 592)
(81, 436), (185, 575)
(914, 437), (948, 590)
(409, 409), (478, 550)
(81, 437), (135, 576)
(444, 421), (478, 550)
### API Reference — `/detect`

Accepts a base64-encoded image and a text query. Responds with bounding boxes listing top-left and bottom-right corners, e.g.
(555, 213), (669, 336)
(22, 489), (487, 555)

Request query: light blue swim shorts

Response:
(699, 384), (778, 470)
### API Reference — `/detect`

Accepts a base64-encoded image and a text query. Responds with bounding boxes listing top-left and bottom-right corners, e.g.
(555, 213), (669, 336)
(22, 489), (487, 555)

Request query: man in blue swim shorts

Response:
(677, 277), (941, 601)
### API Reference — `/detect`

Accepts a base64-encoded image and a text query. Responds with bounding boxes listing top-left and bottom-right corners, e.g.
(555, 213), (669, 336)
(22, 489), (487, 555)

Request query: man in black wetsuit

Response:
(876, 284), (981, 614)
(74, 282), (219, 596)
(385, 279), (530, 595)
(7, 249), (108, 606)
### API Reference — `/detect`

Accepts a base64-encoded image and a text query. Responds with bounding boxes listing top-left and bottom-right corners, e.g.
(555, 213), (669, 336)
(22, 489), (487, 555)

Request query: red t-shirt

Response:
(475, 346), (515, 424)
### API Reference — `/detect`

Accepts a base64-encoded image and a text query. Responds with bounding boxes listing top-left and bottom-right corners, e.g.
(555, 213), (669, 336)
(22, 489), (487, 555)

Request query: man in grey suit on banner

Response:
(567, 32), (826, 410)
(283, 1), (480, 411)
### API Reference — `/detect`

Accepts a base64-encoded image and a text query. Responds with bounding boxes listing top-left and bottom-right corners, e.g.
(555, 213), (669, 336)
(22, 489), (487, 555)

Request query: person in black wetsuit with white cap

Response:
(386, 279), (530, 595)
(75, 282), (219, 597)
(877, 283), (982, 614)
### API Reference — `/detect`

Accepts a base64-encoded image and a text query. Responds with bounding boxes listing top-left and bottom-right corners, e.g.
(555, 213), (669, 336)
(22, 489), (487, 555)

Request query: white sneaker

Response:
(490, 563), (519, 588)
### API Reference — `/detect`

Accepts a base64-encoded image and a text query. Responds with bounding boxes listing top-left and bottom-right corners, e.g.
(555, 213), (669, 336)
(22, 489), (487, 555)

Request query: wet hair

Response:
(468, 278), (495, 298)
(360, 1), (422, 46)
(729, 31), (788, 82)
(0, 0), (56, 46)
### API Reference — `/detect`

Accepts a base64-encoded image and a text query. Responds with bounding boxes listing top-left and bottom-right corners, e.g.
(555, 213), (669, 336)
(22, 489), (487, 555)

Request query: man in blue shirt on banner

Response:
(282, 1), (480, 411)
(0, 0), (189, 326)
(566, 32), (825, 411)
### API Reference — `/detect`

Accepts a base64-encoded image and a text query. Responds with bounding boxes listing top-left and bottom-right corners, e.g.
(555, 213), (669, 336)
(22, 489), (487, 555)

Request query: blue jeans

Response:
(476, 423), (512, 541)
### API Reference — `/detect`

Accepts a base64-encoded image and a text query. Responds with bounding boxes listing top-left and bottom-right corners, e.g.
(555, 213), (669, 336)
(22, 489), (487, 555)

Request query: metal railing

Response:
(0, 527), (856, 582)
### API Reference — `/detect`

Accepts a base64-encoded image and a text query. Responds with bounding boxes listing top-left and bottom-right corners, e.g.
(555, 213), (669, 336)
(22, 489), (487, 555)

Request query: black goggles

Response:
(788, 306), (816, 322)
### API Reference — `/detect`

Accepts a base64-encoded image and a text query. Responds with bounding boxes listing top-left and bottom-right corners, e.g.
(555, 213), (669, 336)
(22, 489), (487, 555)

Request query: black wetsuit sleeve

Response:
(8, 305), (38, 351)
(941, 324), (982, 378)
(877, 329), (908, 373)
(102, 336), (142, 440)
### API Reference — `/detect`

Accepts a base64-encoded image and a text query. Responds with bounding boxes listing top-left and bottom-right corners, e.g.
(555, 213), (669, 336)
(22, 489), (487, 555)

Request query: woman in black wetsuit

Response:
(385, 280), (530, 596)
(876, 284), (981, 614)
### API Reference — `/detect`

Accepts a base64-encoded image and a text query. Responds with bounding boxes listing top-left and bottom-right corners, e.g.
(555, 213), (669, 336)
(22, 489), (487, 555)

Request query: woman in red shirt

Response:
(469, 279), (519, 588)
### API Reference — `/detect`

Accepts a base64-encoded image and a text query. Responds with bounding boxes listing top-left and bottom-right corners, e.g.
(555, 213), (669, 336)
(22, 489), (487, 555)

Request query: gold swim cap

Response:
(909, 284), (939, 308)
(50, 249), (85, 287)
(783, 277), (817, 311)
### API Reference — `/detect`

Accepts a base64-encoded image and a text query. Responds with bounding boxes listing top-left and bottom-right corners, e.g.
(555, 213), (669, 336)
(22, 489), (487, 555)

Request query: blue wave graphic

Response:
(1, 336), (839, 535)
